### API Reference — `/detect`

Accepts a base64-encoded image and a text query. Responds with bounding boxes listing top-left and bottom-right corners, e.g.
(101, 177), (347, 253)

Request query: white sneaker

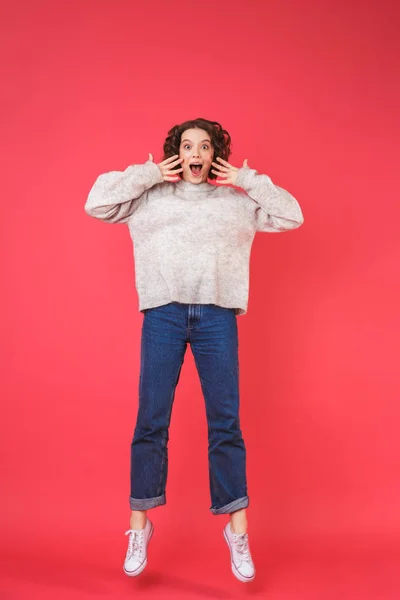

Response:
(223, 522), (255, 583)
(123, 518), (154, 577)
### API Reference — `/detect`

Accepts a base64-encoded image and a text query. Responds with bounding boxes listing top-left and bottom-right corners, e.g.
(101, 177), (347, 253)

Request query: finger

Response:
(216, 157), (231, 166)
(165, 157), (183, 168)
(160, 154), (180, 165)
(149, 152), (153, 161)
(164, 176), (181, 181)
(167, 167), (183, 174)
(243, 158), (248, 167)
(212, 163), (230, 175)
(211, 162), (229, 172)
(216, 161), (238, 172)
(215, 179), (230, 184)
(211, 169), (227, 177)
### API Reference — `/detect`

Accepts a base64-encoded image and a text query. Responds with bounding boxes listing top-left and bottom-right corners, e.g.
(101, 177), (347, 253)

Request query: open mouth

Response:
(190, 164), (203, 176)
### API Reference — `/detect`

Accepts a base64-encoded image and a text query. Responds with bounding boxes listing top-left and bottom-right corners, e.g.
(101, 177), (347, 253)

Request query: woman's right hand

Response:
(148, 153), (183, 182)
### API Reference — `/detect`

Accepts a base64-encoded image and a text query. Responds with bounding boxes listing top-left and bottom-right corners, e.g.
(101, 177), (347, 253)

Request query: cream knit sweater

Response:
(85, 160), (304, 315)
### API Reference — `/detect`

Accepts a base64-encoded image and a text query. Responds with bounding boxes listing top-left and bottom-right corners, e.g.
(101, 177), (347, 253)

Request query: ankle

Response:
(130, 510), (147, 530)
(230, 522), (248, 534)
(229, 508), (248, 534)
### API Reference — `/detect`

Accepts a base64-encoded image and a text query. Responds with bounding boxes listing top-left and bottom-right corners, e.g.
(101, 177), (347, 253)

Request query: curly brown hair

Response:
(161, 117), (232, 181)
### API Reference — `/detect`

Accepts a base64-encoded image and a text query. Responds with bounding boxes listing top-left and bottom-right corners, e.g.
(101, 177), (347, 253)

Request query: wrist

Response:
(234, 166), (250, 188)
(146, 159), (164, 184)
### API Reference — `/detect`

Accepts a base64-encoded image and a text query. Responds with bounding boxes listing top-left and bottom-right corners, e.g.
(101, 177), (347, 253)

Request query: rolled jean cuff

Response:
(211, 495), (249, 515)
(130, 493), (166, 510)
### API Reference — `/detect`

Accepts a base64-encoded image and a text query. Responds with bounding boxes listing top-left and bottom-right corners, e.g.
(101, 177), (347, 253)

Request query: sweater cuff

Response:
(142, 159), (165, 185)
(235, 166), (252, 189)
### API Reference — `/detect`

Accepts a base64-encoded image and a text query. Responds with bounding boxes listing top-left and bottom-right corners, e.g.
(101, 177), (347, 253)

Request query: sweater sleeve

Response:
(235, 166), (304, 233)
(84, 160), (165, 224)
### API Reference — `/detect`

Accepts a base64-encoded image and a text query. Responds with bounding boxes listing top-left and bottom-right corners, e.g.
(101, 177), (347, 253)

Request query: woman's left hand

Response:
(211, 157), (249, 186)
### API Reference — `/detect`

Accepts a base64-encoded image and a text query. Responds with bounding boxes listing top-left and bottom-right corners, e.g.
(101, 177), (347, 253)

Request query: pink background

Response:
(2, 0), (399, 597)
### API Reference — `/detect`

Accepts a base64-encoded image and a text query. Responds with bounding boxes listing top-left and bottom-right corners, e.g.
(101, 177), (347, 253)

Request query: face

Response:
(179, 128), (214, 183)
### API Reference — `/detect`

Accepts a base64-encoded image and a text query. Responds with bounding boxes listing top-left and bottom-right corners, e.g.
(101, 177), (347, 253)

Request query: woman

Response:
(85, 117), (304, 583)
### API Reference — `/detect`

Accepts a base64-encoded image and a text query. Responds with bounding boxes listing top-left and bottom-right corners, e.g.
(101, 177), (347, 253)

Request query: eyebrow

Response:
(181, 139), (211, 144)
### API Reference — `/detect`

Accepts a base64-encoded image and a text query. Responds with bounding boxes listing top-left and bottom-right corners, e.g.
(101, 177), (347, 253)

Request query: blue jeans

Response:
(129, 302), (249, 515)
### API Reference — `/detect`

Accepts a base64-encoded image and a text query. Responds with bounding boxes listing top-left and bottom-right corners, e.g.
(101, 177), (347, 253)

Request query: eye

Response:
(202, 145), (209, 150)
(184, 144), (191, 150)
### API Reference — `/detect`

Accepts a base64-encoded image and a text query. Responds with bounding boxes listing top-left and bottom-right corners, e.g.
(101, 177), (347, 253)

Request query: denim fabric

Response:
(129, 302), (249, 515)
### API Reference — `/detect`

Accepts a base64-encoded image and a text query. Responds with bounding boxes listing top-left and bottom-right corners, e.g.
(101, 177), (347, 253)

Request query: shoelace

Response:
(124, 529), (144, 560)
(232, 532), (252, 563)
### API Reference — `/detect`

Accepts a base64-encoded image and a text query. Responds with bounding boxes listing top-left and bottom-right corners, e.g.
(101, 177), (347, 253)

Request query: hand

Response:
(149, 153), (183, 182)
(211, 157), (249, 186)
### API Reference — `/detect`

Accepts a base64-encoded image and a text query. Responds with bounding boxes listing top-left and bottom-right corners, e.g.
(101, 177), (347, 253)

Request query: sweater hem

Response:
(139, 298), (246, 316)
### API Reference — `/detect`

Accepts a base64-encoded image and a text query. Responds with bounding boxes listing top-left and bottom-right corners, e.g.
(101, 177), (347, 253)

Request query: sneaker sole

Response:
(123, 521), (154, 577)
(223, 527), (255, 583)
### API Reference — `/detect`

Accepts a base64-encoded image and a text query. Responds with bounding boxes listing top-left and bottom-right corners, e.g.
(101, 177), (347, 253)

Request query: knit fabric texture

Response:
(84, 160), (304, 315)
